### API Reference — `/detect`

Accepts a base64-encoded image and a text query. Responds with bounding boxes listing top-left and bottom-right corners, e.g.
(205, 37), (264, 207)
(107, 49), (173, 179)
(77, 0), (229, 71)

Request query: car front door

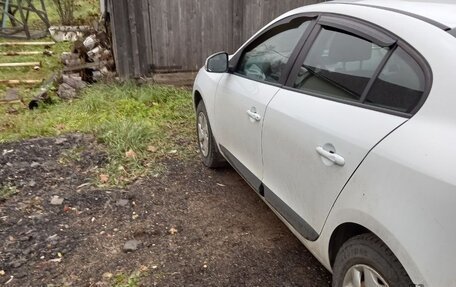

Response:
(261, 16), (427, 240)
(214, 16), (315, 191)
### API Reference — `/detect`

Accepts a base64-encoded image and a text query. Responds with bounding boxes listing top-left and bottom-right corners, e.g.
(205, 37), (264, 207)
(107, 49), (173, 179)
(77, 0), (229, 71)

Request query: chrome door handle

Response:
(247, 109), (262, 121)
(316, 146), (345, 166)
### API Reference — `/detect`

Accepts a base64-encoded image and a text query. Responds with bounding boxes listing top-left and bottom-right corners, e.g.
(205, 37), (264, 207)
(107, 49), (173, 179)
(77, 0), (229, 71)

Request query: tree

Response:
(52, 0), (76, 25)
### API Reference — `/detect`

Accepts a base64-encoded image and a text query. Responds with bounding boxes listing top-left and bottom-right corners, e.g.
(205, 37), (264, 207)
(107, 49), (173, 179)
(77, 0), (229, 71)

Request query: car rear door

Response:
(214, 16), (315, 191)
(261, 16), (427, 240)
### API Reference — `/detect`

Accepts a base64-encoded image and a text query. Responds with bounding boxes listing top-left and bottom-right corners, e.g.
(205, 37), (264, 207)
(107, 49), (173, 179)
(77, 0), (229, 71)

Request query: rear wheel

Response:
(196, 101), (225, 168)
(332, 233), (413, 287)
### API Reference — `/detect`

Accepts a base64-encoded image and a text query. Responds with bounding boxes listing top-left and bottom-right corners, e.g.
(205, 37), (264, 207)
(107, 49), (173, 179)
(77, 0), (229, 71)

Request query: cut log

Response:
(0, 42), (55, 47)
(0, 62), (41, 68)
(62, 75), (87, 90)
(58, 83), (77, 100)
(63, 60), (114, 72)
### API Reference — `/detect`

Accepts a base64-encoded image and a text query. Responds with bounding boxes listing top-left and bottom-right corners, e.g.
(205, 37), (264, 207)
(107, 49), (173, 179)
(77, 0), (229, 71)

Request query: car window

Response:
(364, 47), (425, 113)
(237, 19), (311, 84)
(292, 27), (389, 102)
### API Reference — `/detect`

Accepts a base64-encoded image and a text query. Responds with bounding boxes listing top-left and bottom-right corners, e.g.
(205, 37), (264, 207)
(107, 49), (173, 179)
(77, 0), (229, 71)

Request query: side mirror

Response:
(205, 52), (229, 73)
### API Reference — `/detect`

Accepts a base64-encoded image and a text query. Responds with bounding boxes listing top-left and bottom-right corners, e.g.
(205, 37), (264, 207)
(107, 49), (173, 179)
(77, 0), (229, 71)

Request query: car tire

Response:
(332, 233), (413, 287)
(196, 101), (225, 168)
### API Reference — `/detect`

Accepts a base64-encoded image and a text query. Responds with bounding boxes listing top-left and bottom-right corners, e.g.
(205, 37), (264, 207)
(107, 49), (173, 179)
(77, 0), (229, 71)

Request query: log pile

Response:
(57, 31), (115, 100)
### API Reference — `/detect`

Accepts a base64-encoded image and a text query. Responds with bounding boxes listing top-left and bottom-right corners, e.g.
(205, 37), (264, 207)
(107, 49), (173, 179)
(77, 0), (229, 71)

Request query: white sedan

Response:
(193, 1), (456, 286)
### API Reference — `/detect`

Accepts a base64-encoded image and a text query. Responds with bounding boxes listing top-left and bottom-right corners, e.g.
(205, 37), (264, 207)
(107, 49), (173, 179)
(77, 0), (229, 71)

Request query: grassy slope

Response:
(0, 83), (197, 184)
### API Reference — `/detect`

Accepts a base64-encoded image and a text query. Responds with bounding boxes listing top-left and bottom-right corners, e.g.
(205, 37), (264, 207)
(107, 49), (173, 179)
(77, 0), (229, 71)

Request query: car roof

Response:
(328, 0), (456, 30)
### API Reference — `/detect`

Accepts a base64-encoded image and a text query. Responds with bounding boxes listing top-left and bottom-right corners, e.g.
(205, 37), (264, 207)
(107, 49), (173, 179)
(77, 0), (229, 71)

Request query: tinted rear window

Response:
(365, 48), (425, 113)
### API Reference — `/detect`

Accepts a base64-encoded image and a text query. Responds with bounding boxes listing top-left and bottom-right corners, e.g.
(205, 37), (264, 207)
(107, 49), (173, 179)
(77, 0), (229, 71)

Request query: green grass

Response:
(0, 83), (197, 184)
(0, 184), (18, 201)
(112, 271), (143, 287)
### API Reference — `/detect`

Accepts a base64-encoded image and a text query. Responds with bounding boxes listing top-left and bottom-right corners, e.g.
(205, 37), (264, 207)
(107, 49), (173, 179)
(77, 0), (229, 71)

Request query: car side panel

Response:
(262, 89), (406, 236)
(321, 116), (456, 287)
(193, 68), (225, 141)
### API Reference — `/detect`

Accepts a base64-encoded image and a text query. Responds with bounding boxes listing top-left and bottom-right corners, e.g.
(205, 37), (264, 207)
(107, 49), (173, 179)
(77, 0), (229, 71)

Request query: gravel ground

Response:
(0, 134), (331, 286)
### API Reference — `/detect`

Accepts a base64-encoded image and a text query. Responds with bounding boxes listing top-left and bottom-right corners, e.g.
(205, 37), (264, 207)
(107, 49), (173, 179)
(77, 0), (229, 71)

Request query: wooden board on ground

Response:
(0, 79), (43, 86)
(0, 62), (41, 68)
(0, 42), (55, 47)
(0, 51), (52, 56)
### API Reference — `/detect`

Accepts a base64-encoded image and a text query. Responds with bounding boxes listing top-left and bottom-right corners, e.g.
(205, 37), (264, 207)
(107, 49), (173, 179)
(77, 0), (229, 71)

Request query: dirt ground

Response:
(0, 134), (331, 286)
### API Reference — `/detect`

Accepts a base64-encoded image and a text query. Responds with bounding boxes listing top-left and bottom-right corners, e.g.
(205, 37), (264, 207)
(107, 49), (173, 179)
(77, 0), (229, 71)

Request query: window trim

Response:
(450, 28), (456, 38)
(283, 13), (433, 118)
(228, 14), (319, 87)
(318, 15), (396, 47)
(326, 2), (451, 31)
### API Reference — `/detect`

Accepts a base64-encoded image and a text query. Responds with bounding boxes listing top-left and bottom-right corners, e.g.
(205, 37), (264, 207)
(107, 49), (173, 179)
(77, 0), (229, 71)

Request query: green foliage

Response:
(112, 271), (143, 287)
(0, 184), (18, 201)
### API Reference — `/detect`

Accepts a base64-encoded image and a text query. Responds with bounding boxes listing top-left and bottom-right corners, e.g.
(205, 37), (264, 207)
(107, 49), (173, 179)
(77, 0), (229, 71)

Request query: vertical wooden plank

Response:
(109, 0), (132, 79)
(141, 0), (152, 74)
(127, 1), (141, 78)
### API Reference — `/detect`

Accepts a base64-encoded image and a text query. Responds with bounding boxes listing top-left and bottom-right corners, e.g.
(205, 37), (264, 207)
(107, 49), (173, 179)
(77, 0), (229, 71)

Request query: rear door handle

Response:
(247, 109), (261, 122)
(316, 146), (345, 166)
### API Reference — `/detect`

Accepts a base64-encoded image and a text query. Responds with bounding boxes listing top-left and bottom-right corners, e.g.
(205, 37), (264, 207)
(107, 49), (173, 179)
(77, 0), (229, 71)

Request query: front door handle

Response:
(247, 109), (261, 122)
(316, 146), (345, 166)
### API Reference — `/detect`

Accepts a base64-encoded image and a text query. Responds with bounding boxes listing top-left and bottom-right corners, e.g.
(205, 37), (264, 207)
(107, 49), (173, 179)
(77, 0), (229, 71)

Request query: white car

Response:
(192, 1), (456, 286)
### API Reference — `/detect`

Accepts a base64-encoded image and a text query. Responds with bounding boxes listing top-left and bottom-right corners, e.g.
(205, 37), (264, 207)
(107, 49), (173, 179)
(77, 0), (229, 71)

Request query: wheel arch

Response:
(328, 222), (371, 268)
(193, 90), (203, 111)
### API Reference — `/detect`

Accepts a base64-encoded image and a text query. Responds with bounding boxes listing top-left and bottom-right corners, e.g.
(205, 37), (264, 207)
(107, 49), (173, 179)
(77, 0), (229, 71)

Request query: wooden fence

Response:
(106, 0), (324, 79)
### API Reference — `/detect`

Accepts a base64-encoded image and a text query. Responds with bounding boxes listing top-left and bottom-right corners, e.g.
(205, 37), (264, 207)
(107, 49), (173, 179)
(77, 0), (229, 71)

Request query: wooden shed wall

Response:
(108, 0), (324, 79)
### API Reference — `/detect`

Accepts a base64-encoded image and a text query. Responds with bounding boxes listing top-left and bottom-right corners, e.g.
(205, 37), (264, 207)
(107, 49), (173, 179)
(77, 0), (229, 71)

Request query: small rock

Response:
(4, 89), (21, 102)
(55, 137), (68, 145)
(50, 196), (64, 205)
(10, 259), (25, 268)
(123, 240), (141, 252)
(30, 162), (41, 168)
(0, 270), (5, 276)
(29, 180), (37, 187)
(47, 234), (60, 242)
(49, 258), (62, 263)
(2, 149), (14, 156)
(169, 227), (178, 235)
(116, 199), (129, 207)
(102, 272), (113, 280)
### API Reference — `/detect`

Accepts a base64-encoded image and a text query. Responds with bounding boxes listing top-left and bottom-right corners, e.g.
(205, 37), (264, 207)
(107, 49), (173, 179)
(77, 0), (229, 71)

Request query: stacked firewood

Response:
(58, 31), (116, 100)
